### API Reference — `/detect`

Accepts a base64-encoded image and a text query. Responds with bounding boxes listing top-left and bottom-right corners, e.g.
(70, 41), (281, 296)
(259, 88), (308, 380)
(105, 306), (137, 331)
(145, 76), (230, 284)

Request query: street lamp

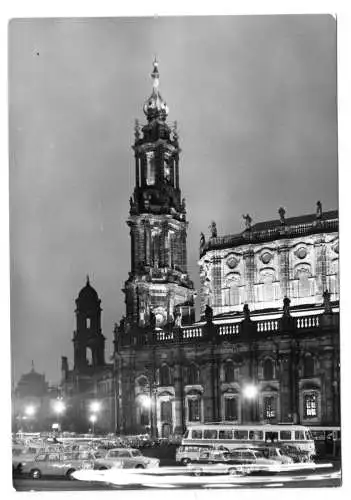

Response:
(243, 384), (258, 400)
(89, 414), (97, 434)
(53, 399), (66, 433)
(24, 405), (36, 417)
(90, 401), (101, 413)
(243, 384), (258, 423)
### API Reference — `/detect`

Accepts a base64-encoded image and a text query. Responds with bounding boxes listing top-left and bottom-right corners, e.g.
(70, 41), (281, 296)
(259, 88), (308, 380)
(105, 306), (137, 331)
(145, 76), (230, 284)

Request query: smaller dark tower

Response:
(73, 276), (105, 371)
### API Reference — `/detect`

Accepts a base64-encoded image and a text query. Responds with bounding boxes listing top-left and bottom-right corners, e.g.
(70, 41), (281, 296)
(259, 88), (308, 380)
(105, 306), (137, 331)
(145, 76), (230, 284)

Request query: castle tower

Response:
(73, 276), (105, 370)
(124, 60), (195, 328)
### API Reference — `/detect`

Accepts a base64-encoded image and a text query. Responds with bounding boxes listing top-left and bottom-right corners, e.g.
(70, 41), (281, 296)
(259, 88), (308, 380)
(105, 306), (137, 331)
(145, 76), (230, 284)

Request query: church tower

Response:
(124, 60), (195, 329)
(73, 276), (105, 370)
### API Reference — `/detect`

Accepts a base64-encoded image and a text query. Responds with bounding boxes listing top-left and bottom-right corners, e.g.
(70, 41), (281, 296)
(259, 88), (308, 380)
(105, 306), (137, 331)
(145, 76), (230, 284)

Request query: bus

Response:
(182, 423), (315, 457)
(308, 426), (341, 457)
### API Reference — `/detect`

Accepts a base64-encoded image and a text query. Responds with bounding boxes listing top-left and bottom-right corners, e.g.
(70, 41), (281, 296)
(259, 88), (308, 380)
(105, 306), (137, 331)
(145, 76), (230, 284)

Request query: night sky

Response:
(9, 15), (338, 386)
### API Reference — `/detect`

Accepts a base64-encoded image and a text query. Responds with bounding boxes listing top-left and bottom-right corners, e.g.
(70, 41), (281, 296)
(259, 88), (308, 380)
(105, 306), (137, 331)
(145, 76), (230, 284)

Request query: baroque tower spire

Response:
(123, 60), (195, 330)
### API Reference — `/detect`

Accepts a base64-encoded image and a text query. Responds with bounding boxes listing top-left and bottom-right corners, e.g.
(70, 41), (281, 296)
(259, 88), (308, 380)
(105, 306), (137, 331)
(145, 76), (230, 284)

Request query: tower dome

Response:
(143, 59), (169, 121)
(77, 275), (99, 302)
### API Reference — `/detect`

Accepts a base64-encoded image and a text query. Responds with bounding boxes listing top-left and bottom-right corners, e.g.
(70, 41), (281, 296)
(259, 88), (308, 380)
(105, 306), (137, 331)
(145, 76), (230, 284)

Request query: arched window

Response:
(297, 269), (311, 297)
(146, 153), (156, 185)
(229, 283), (240, 305)
(224, 362), (235, 383)
(187, 364), (199, 385)
(159, 365), (171, 386)
(160, 401), (172, 421)
(304, 356), (315, 378)
(188, 397), (201, 422)
(261, 272), (274, 302)
(263, 359), (274, 380)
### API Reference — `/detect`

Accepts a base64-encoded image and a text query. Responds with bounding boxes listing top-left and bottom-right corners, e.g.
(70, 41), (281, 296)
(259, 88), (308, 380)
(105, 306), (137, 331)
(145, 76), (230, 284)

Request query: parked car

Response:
(187, 448), (278, 476)
(254, 446), (294, 464)
(19, 451), (96, 479)
(94, 448), (159, 470)
(176, 445), (219, 465)
(279, 444), (313, 463)
(12, 445), (42, 473)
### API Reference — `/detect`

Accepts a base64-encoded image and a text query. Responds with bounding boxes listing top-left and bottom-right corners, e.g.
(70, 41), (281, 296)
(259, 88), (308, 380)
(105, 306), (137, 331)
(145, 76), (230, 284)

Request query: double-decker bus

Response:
(182, 423), (315, 456)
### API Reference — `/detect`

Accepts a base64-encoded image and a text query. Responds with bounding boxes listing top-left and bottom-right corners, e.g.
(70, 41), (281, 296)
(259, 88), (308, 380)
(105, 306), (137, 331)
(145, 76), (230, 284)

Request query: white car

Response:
(94, 448), (159, 470)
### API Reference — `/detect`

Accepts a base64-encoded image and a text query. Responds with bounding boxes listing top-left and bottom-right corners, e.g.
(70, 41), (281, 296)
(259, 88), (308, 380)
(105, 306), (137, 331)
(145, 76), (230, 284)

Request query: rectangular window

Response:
(204, 429), (218, 440)
(295, 431), (305, 440)
(263, 396), (276, 419)
(224, 397), (238, 421)
(304, 393), (317, 418)
(265, 431), (278, 443)
(249, 430), (264, 440)
(233, 430), (248, 440)
(86, 318), (91, 328)
(191, 430), (203, 439)
(219, 430), (233, 440)
(280, 431), (292, 440)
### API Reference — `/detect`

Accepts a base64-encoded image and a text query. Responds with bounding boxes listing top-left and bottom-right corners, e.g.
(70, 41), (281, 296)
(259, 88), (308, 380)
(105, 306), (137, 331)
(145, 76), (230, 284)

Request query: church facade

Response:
(113, 62), (340, 438)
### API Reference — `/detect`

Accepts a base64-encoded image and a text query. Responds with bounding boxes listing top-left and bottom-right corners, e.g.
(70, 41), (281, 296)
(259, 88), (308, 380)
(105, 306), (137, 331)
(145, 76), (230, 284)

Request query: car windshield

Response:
(131, 450), (142, 457)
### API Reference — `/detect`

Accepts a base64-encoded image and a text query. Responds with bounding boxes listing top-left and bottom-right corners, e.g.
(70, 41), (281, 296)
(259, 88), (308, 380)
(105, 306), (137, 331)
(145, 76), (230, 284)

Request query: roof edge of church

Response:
(200, 209), (338, 257)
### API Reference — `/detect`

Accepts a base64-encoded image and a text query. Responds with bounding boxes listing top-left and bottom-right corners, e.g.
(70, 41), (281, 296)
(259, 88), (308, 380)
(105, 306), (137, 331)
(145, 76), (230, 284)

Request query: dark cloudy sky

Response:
(9, 15), (338, 385)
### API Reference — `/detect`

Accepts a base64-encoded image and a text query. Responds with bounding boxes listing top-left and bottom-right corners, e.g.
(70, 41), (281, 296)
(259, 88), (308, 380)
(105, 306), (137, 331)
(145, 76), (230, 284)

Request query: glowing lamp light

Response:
(54, 400), (66, 414)
(243, 384), (258, 399)
(140, 395), (151, 409)
(89, 414), (97, 424)
(25, 405), (35, 417)
(90, 401), (101, 413)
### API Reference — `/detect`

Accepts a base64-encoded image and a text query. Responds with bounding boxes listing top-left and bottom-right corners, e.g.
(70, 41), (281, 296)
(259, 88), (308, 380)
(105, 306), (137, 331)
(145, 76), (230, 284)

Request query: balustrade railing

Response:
(256, 319), (279, 333)
(218, 324), (240, 336)
(296, 315), (320, 329)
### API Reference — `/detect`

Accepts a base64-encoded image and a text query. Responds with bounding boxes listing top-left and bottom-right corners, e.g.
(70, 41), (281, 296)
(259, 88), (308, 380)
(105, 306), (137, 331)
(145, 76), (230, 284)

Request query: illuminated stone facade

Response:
(114, 63), (340, 438)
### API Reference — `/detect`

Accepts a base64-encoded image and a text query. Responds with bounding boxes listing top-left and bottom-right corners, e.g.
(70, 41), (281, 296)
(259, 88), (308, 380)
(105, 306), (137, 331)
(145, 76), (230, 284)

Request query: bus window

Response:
(219, 430), (233, 440)
(249, 430), (263, 440)
(234, 430), (248, 440)
(265, 431), (278, 443)
(305, 430), (313, 440)
(183, 430), (189, 439)
(295, 431), (305, 440)
(192, 430), (203, 439)
(310, 430), (325, 441)
(280, 431), (292, 440)
(204, 429), (218, 440)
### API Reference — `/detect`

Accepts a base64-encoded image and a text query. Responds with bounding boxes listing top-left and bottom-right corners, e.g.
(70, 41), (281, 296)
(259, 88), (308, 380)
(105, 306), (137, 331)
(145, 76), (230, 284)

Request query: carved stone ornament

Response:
(260, 252), (272, 265)
(227, 256), (239, 269)
(296, 247), (308, 259)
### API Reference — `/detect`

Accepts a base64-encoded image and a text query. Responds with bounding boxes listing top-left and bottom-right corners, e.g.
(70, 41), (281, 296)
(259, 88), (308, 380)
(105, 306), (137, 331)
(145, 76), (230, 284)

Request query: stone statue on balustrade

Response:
(204, 304), (213, 325)
(323, 289), (333, 314)
(278, 207), (286, 225)
(242, 213), (252, 230)
(316, 200), (323, 219)
(209, 221), (217, 239)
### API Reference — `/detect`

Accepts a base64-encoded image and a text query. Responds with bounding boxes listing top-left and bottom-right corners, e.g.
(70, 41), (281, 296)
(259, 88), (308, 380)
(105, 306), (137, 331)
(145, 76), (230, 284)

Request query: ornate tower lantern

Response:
(124, 60), (195, 330)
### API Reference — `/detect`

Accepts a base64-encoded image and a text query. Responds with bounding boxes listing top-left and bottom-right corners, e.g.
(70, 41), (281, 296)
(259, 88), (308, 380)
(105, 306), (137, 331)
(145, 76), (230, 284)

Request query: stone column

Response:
(278, 242), (290, 298)
(211, 256), (222, 309)
(243, 249), (255, 305)
(315, 238), (327, 297)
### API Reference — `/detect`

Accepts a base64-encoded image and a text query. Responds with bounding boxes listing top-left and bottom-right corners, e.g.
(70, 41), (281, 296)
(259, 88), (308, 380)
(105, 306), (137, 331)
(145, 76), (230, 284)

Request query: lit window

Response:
(86, 318), (91, 328)
(146, 154), (156, 185)
(263, 396), (276, 420)
(304, 393), (317, 418)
